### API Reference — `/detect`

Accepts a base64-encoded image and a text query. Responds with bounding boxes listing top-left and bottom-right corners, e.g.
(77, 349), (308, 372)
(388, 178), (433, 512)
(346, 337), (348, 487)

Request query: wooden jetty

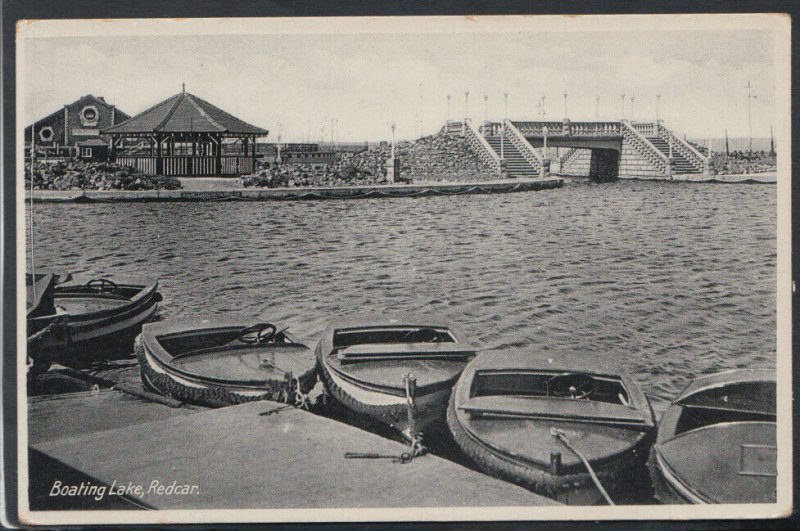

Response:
(27, 393), (557, 517)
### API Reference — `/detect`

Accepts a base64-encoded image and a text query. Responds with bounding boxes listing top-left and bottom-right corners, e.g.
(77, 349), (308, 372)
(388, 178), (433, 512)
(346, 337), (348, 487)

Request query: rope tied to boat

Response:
(27, 317), (70, 369)
(404, 373), (426, 457)
(550, 427), (616, 505)
(292, 376), (311, 410)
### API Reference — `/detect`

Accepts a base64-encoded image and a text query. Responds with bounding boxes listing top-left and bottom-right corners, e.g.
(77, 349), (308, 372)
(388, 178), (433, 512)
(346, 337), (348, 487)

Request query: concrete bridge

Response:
(446, 119), (708, 181)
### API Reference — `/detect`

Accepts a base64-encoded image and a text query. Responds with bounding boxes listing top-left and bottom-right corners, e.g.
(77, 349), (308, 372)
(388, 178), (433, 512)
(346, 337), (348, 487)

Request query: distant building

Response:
(77, 138), (110, 162)
(282, 150), (337, 166)
(24, 94), (130, 151)
(103, 88), (268, 176)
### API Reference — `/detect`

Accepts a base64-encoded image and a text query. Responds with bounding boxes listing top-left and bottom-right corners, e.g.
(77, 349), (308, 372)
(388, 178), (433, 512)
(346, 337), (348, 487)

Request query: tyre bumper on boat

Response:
(319, 356), (451, 437)
(446, 390), (654, 505)
(136, 335), (318, 408)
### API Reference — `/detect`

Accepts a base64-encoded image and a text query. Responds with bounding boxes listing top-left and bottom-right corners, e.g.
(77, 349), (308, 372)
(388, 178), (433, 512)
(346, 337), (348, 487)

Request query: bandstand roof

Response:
(103, 91), (268, 136)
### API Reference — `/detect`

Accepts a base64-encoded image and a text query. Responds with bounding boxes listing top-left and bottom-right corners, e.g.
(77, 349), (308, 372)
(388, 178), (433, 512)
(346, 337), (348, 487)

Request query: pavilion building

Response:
(25, 94), (130, 157)
(103, 88), (268, 176)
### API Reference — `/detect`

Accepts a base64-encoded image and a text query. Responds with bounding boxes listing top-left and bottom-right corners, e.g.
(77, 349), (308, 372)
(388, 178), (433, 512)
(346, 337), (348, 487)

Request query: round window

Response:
(38, 126), (54, 142)
(80, 105), (99, 123)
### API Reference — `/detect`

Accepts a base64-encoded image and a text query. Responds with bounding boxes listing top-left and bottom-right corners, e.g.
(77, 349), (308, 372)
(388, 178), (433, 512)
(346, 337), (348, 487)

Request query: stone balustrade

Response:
(504, 120), (543, 172)
(464, 120), (502, 174)
(654, 123), (707, 173)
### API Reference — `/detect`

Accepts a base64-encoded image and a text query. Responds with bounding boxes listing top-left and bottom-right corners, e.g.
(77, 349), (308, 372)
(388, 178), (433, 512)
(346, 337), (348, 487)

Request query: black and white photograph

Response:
(14, 13), (791, 525)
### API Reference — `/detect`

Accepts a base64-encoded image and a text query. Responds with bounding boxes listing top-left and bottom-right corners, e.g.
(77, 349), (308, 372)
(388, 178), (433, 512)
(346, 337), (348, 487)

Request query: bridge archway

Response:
(514, 121), (624, 181)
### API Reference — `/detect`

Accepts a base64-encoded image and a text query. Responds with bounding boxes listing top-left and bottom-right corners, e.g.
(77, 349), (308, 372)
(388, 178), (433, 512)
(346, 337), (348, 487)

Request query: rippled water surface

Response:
(26, 180), (777, 410)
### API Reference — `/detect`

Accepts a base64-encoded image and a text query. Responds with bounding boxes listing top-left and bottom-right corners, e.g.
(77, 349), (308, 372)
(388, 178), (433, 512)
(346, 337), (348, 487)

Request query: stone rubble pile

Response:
(709, 152), (777, 175)
(25, 161), (182, 191)
(241, 131), (496, 188)
(396, 132), (495, 182)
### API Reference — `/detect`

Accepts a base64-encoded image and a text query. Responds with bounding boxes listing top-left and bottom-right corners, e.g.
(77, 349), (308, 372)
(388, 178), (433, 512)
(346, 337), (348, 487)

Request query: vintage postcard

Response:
(14, 13), (791, 525)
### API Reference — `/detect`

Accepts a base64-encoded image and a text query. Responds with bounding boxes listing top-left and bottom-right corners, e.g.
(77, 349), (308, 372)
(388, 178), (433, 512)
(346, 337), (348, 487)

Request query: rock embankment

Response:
(397, 132), (496, 181)
(241, 131), (496, 188)
(25, 161), (182, 191)
(709, 152), (777, 175)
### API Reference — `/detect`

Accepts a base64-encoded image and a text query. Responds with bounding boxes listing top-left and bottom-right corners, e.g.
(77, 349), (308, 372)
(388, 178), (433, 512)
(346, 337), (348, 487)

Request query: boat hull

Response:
(318, 354), (451, 438)
(446, 390), (654, 505)
(648, 370), (777, 504)
(137, 320), (318, 408)
(27, 279), (161, 368)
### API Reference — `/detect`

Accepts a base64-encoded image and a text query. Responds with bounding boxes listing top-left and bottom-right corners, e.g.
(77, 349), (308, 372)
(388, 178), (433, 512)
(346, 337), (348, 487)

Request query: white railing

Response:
(464, 120), (501, 174)
(115, 156), (157, 175)
(479, 121), (504, 137)
(443, 120), (464, 134)
(512, 121), (565, 136)
(568, 122), (622, 136)
(655, 123), (708, 173)
(621, 121), (669, 175)
(504, 119), (543, 172)
(632, 122), (658, 137)
(512, 121), (622, 136)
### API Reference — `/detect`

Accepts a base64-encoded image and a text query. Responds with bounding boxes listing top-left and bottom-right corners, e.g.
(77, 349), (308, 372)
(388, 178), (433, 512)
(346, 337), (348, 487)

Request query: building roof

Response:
(25, 94), (129, 131)
(103, 91), (268, 136)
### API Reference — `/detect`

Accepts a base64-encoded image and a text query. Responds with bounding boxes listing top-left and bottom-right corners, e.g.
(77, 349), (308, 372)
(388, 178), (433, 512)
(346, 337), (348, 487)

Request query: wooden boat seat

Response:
(458, 395), (651, 427)
(337, 342), (474, 362)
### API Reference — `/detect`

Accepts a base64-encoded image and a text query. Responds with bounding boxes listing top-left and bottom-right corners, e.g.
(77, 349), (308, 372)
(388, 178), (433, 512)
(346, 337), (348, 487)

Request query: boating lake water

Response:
(25, 180), (777, 412)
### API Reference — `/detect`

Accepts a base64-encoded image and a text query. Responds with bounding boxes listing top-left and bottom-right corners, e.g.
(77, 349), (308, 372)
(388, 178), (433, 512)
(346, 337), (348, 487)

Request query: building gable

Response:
(25, 94), (130, 147)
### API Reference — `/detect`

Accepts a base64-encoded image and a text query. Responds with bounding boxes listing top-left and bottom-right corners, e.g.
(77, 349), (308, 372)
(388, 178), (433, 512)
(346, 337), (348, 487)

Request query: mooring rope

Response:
(551, 427), (615, 505)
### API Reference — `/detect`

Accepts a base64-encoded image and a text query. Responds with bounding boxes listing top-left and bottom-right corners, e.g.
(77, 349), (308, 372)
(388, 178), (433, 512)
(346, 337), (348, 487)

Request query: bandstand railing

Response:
(113, 155), (254, 176)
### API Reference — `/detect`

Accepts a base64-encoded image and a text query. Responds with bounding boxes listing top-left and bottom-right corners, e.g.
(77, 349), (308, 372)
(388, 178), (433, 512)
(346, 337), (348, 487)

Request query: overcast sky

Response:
(21, 21), (779, 142)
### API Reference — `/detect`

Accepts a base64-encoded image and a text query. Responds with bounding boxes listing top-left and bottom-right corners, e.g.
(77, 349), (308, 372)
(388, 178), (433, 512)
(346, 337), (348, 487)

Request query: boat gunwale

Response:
(141, 322), (315, 388)
(317, 316), (476, 396)
(673, 369), (776, 406)
(27, 279), (160, 327)
(655, 419), (777, 447)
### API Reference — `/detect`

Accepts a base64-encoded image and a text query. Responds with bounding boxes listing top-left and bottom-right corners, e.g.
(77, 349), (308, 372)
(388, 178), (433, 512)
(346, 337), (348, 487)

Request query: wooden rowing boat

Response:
(137, 318), (318, 408)
(27, 272), (161, 369)
(447, 350), (656, 505)
(316, 316), (478, 451)
(648, 369), (776, 504)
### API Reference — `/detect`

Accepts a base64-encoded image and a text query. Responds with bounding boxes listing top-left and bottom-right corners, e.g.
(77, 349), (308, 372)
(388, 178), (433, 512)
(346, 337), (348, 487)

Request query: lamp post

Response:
(501, 91), (508, 159)
(483, 93), (488, 123)
(539, 94), (546, 119)
(446, 94), (451, 121)
(465, 91), (470, 121)
(656, 94), (661, 121)
(563, 91), (568, 118)
(595, 96), (600, 120)
(391, 122), (396, 159)
(621, 93), (626, 119)
(630, 95), (635, 122)
(276, 121), (282, 163)
(745, 81), (756, 153)
(542, 125), (548, 156)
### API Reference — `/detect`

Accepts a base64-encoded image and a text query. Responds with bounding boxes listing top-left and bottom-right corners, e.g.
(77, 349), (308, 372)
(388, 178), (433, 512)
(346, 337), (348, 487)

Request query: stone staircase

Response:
(559, 148), (591, 176)
(484, 134), (540, 178)
(633, 122), (706, 175)
(644, 136), (701, 174)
